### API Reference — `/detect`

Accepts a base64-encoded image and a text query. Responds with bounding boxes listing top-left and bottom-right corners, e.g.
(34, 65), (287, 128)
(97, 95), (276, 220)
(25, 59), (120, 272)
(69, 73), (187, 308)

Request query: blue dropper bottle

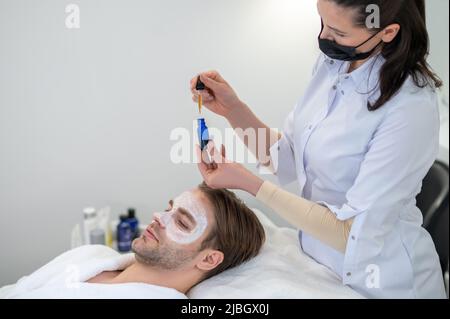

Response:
(197, 118), (209, 151)
(196, 77), (210, 151)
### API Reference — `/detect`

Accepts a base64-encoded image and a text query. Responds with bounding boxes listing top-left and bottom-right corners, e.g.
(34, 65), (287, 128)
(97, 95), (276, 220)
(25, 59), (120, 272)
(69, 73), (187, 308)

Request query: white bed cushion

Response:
(188, 209), (364, 299)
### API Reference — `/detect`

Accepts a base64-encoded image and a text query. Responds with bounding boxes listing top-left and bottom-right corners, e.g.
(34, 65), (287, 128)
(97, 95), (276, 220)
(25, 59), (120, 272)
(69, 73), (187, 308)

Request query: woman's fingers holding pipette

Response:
(199, 74), (223, 91)
(191, 91), (213, 103)
(190, 75), (214, 102)
(190, 70), (242, 118)
(190, 71), (227, 94)
(201, 70), (227, 84)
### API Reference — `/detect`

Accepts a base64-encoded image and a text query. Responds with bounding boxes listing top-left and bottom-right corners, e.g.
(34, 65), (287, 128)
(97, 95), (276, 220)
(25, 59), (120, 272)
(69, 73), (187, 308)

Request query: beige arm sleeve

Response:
(256, 181), (354, 253)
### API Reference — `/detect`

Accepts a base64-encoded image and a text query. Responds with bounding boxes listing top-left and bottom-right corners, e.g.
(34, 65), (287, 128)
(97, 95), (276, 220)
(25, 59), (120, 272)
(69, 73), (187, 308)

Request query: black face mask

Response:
(318, 24), (383, 62)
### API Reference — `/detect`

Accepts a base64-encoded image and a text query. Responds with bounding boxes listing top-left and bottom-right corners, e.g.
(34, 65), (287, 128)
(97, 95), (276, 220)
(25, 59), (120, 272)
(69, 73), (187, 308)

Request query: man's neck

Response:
(107, 261), (196, 294)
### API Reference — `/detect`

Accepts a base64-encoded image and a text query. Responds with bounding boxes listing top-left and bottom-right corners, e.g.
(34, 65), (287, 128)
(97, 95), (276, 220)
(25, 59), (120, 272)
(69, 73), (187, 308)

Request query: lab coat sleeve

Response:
(266, 108), (298, 186)
(317, 92), (440, 221)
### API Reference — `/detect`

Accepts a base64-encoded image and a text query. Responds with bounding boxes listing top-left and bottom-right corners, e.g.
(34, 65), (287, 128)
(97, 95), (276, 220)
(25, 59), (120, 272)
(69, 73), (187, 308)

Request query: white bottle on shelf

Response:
(70, 223), (83, 249)
(83, 207), (97, 245)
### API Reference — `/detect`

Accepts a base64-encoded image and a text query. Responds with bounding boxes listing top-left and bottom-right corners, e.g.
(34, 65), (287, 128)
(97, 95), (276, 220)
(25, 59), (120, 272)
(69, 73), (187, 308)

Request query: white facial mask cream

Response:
(153, 191), (208, 245)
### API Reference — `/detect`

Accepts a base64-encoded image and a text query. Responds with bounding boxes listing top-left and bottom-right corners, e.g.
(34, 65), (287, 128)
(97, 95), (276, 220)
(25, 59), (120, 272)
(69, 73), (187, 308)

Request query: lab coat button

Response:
(329, 60), (335, 65)
(332, 85), (337, 90)
(351, 236), (356, 240)
(346, 272), (352, 277)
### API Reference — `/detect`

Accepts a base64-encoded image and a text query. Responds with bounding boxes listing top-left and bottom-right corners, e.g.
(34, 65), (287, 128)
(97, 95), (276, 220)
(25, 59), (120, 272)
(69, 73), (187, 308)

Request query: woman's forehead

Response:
(318, 0), (357, 29)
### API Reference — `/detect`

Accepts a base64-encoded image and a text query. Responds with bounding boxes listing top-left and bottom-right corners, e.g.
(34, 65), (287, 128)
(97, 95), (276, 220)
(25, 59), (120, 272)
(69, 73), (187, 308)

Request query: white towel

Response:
(0, 245), (186, 299)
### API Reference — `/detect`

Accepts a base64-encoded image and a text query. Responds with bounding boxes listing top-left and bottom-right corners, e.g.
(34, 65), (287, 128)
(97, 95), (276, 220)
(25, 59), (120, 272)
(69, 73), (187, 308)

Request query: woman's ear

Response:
(196, 249), (224, 271)
(381, 23), (401, 43)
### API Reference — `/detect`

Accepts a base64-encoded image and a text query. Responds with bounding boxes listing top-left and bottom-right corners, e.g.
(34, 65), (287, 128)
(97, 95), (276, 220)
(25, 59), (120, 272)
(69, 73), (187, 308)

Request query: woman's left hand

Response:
(196, 143), (264, 196)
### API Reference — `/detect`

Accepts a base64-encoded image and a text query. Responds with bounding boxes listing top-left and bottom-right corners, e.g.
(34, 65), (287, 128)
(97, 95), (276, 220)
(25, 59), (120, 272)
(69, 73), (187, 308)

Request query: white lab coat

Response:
(269, 53), (447, 299)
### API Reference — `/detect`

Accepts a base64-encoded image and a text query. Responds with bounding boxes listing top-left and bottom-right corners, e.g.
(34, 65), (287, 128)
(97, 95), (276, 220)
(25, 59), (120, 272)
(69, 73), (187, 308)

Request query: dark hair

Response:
(330, 0), (443, 111)
(197, 182), (265, 281)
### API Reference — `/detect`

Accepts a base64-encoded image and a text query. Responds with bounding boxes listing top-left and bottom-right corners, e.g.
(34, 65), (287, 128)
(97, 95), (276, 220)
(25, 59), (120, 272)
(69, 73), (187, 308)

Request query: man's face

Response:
(131, 188), (215, 270)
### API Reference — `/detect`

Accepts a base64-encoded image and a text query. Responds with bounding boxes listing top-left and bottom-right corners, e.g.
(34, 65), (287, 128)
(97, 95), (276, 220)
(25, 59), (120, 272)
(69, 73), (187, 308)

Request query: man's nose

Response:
(152, 212), (166, 228)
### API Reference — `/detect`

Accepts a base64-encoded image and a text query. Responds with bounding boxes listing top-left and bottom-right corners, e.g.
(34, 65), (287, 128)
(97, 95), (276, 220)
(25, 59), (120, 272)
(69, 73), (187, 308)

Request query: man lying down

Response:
(0, 183), (265, 299)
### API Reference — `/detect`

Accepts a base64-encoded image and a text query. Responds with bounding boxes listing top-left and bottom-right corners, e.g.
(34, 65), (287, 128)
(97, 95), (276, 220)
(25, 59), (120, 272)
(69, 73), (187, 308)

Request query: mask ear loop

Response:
(355, 30), (382, 49)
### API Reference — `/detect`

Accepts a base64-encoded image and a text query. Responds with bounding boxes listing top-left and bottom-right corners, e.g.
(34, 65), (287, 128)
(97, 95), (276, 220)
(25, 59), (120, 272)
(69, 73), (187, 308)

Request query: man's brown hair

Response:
(197, 182), (266, 280)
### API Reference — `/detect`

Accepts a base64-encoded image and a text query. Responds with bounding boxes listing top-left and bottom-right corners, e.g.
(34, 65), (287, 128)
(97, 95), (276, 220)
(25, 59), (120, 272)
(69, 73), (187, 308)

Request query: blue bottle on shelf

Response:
(117, 215), (132, 252)
(127, 208), (139, 239)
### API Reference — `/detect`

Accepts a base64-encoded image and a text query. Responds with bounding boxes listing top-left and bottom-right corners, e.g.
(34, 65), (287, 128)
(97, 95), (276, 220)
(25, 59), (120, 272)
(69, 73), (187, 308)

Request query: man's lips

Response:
(144, 227), (159, 242)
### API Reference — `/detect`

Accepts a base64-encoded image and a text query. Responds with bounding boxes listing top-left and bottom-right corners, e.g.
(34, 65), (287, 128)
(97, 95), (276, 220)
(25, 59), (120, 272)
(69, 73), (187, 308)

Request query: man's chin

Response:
(131, 237), (145, 253)
(132, 236), (156, 253)
(132, 241), (162, 267)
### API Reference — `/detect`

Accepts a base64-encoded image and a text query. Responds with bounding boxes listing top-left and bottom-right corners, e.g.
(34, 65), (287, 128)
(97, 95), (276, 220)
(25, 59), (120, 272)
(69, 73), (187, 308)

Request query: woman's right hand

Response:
(190, 70), (243, 118)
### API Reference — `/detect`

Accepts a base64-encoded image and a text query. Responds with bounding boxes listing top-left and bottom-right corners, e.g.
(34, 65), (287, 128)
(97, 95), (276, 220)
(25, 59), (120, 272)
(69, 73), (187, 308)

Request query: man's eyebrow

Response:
(177, 207), (196, 225)
(165, 200), (174, 211)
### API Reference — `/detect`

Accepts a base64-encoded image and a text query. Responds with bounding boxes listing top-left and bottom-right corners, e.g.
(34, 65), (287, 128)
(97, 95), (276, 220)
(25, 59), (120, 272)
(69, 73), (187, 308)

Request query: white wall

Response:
(427, 0), (450, 106)
(0, 0), (448, 286)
